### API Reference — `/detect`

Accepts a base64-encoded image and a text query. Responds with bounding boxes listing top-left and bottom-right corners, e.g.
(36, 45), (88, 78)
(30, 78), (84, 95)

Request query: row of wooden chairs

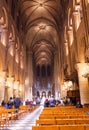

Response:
(39, 114), (89, 119)
(36, 119), (89, 125)
(41, 107), (89, 114)
(32, 106), (89, 130)
(32, 125), (89, 130)
(0, 105), (38, 129)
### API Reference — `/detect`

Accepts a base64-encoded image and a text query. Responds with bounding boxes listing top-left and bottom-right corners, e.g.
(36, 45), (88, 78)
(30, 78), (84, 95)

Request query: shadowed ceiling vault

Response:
(20, 0), (65, 65)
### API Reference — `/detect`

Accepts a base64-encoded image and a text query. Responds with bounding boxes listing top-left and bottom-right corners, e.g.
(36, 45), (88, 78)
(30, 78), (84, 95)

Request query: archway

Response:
(37, 91), (40, 97)
(48, 91), (51, 98)
(42, 91), (46, 98)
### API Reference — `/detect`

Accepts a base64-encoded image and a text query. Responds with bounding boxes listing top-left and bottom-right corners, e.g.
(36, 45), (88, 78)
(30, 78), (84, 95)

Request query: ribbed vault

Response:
(20, 0), (64, 65)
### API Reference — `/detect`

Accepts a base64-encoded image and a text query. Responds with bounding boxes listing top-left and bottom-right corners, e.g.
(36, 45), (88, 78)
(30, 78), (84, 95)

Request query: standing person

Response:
(1, 100), (6, 107)
(7, 97), (13, 109)
(40, 95), (46, 106)
(48, 95), (55, 107)
(14, 96), (21, 111)
(44, 99), (49, 107)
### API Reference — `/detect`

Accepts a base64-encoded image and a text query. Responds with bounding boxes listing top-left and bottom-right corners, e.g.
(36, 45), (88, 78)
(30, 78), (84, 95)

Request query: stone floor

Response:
(6, 106), (43, 130)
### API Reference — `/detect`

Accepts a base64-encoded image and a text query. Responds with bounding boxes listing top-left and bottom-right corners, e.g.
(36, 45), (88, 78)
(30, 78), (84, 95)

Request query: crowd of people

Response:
(1, 95), (83, 109)
(42, 95), (83, 108)
(25, 95), (83, 108)
(1, 96), (22, 110)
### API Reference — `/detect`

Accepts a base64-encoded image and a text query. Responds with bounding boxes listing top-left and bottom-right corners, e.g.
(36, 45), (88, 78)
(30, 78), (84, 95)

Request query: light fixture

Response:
(82, 63), (89, 78)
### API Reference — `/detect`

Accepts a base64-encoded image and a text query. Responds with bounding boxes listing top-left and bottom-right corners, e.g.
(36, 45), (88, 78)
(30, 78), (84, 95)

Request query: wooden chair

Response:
(56, 119), (75, 125)
(36, 119), (56, 125)
(85, 125), (89, 130)
(75, 119), (89, 124)
(59, 125), (85, 130)
(32, 126), (59, 130)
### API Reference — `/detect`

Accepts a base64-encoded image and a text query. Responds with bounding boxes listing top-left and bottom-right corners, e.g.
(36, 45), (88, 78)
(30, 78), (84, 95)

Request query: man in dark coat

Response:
(14, 96), (21, 109)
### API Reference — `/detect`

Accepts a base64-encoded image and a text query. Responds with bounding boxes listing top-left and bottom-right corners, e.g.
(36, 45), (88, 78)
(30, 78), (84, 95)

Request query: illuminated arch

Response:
(2, 7), (8, 27)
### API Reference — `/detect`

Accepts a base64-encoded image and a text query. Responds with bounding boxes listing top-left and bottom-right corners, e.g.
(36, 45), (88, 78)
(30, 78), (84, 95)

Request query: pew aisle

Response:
(7, 106), (43, 130)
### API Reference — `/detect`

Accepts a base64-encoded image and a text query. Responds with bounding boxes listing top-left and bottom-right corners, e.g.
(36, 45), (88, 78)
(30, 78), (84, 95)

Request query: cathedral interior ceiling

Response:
(20, 0), (65, 65)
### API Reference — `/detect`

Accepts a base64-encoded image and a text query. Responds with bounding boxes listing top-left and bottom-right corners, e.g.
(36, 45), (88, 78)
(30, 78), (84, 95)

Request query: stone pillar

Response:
(72, 12), (79, 62)
(15, 47), (20, 64)
(67, 28), (73, 46)
(16, 81), (19, 96)
(20, 52), (24, 69)
(13, 80), (19, 97)
(46, 65), (47, 77)
(0, 27), (8, 71)
(73, 11), (81, 31)
(0, 71), (6, 104)
(25, 51), (33, 100)
(21, 83), (24, 101)
(20, 69), (25, 99)
(64, 41), (71, 74)
(9, 40), (15, 77)
(9, 40), (15, 56)
(6, 77), (14, 99)
(82, 0), (89, 45)
(76, 63), (89, 105)
(54, 52), (59, 99)
(1, 27), (8, 47)
(67, 27), (74, 72)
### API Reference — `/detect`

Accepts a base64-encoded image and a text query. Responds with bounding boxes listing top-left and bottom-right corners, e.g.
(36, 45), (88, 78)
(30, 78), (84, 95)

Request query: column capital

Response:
(67, 25), (73, 31)
(9, 38), (15, 43)
(64, 42), (68, 46)
(73, 11), (79, 16)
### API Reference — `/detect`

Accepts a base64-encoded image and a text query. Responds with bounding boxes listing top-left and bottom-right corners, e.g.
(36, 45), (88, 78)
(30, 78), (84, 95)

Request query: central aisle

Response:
(8, 106), (43, 130)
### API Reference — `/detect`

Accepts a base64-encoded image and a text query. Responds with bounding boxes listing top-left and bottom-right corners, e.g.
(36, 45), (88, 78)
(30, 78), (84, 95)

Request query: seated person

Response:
(44, 99), (49, 107)
(56, 100), (63, 106)
(76, 101), (83, 108)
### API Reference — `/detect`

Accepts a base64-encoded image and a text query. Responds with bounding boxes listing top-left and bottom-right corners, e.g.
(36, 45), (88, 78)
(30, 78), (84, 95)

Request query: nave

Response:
(0, 0), (89, 129)
(7, 107), (43, 130)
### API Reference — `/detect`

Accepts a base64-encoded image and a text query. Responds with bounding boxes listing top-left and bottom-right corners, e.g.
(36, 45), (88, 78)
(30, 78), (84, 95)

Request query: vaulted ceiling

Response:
(20, 0), (67, 65)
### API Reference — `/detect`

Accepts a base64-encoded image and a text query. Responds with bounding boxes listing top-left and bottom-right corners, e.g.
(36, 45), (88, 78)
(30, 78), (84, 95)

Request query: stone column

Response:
(9, 40), (15, 56)
(29, 51), (33, 100)
(72, 11), (79, 62)
(82, 0), (89, 45)
(54, 52), (59, 99)
(76, 63), (89, 105)
(25, 51), (33, 100)
(64, 41), (71, 74)
(1, 27), (8, 71)
(6, 77), (14, 99)
(9, 40), (15, 77)
(19, 83), (25, 103)
(1, 27), (8, 47)
(0, 71), (6, 104)
(73, 11), (81, 31)
(67, 28), (74, 70)
(67, 28), (73, 46)
(14, 80), (19, 96)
